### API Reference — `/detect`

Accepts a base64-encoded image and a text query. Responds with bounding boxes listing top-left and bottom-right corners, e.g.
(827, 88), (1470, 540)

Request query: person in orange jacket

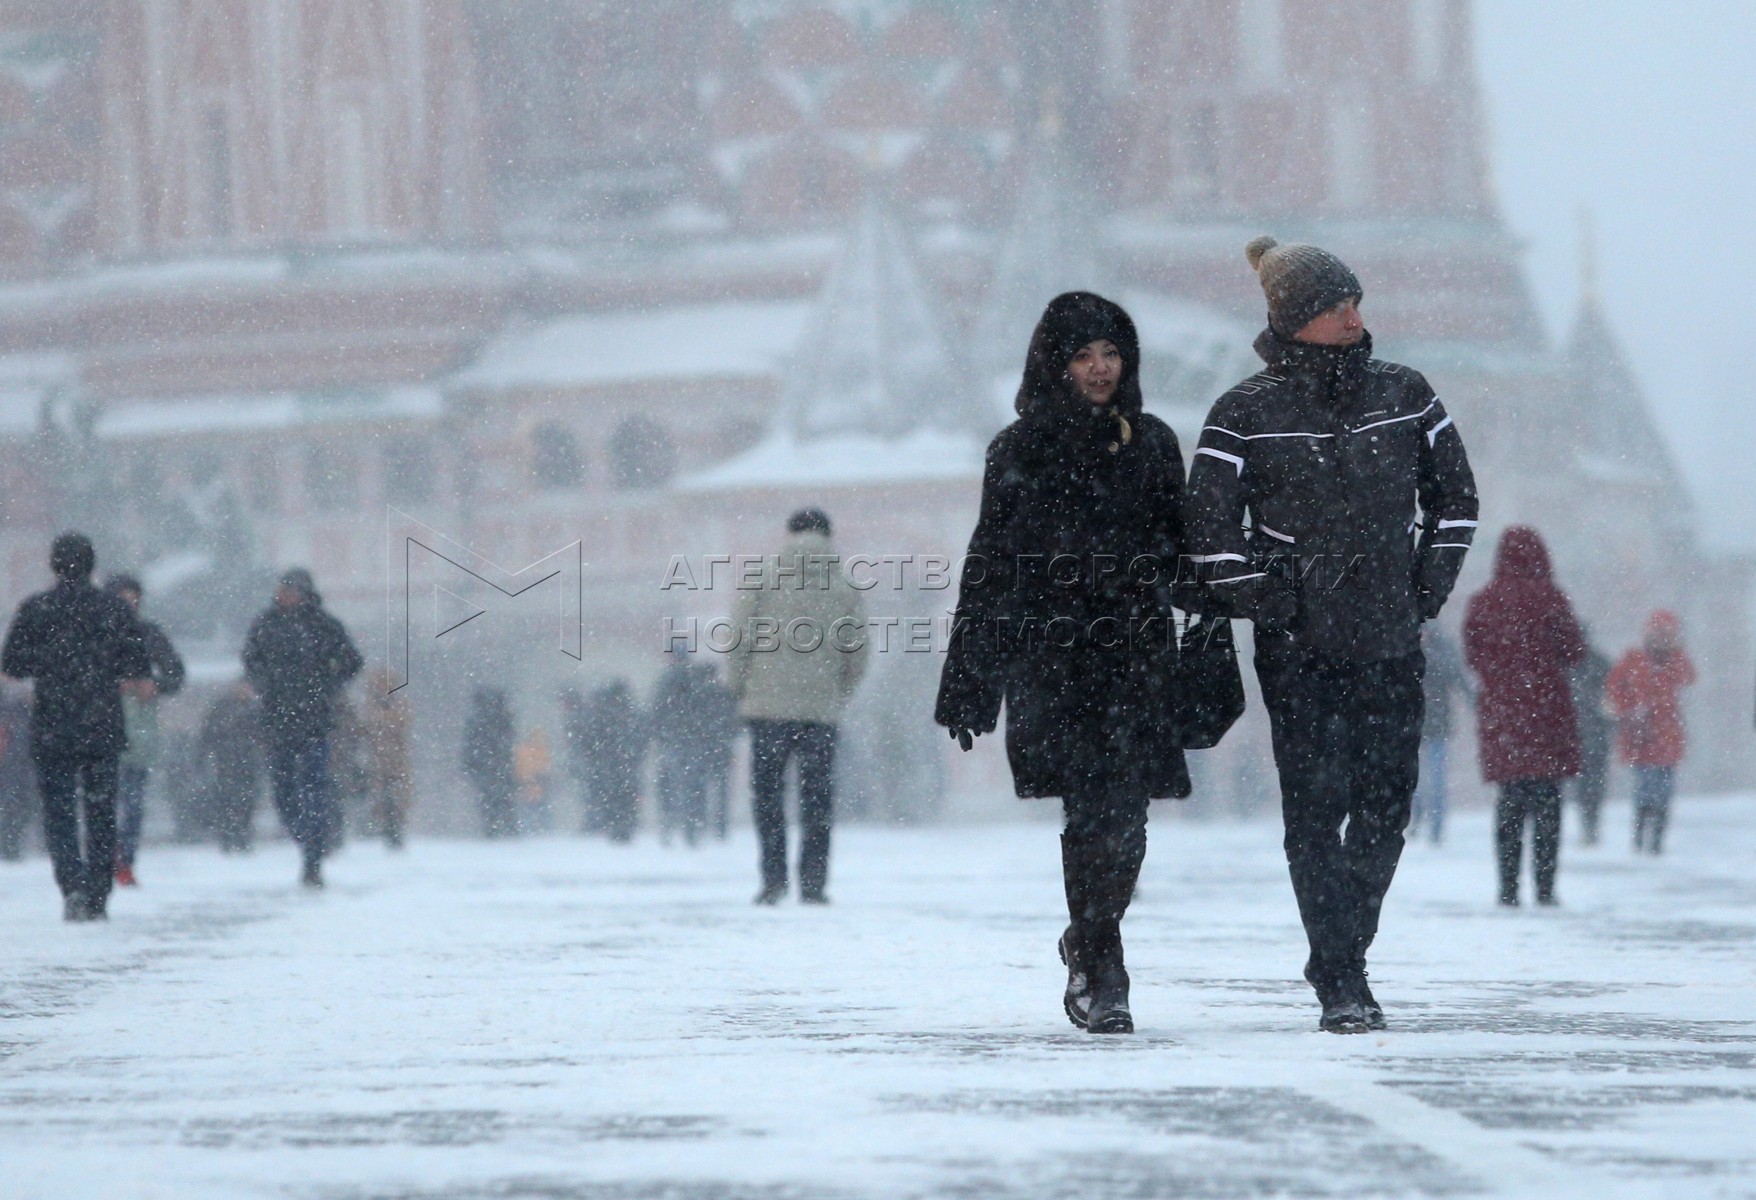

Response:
(1605, 610), (1696, 854)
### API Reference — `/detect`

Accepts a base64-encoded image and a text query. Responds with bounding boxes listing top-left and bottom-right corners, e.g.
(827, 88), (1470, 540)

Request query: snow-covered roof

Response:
(676, 426), (983, 492)
(94, 388), (443, 440)
(450, 301), (810, 391)
(780, 198), (984, 440)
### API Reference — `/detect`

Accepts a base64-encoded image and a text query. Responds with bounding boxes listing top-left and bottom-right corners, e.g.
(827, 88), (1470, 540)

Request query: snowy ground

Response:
(3, 794), (1755, 1200)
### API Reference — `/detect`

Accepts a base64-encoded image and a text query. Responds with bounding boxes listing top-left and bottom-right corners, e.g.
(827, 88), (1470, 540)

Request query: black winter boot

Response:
(1086, 963), (1133, 1034)
(1305, 957), (1368, 1034)
(1352, 966), (1386, 1031)
(1057, 926), (1091, 1030)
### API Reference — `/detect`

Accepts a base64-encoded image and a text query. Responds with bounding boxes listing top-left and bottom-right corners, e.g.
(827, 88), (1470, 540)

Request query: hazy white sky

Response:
(1474, 0), (1756, 550)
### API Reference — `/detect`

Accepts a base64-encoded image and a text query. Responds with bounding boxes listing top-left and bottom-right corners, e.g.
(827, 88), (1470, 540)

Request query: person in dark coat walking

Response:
(200, 680), (264, 852)
(650, 648), (724, 847)
(1463, 527), (1586, 906)
(1185, 239), (1478, 1033)
(105, 574), (186, 887)
(0, 533), (152, 920)
(1568, 634), (1615, 846)
(462, 687), (518, 838)
(938, 292), (1190, 1035)
(1411, 625), (1470, 844)
(0, 686), (37, 861)
(579, 680), (644, 843)
(242, 568), (364, 887)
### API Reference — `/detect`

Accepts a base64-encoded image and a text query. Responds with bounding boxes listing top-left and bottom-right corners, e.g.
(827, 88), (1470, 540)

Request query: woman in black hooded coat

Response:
(937, 292), (1189, 1034)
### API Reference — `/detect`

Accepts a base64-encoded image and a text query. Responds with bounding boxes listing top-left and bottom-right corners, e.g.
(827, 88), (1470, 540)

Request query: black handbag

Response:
(1170, 614), (1245, 750)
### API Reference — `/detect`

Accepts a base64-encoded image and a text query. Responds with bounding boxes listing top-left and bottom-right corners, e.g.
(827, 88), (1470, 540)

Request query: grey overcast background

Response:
(1475, 0), (1756, 552)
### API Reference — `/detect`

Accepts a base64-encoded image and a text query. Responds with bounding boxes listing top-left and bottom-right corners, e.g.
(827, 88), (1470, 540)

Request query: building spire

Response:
(1578, 205), (1599, 307)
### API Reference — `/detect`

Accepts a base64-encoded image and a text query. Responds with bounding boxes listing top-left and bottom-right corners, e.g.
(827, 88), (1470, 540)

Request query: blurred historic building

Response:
(0, 0), (1747, 809)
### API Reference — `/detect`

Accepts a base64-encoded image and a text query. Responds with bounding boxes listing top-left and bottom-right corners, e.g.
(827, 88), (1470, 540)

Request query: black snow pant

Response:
(749, 719), (836, 899)
(1061, 786), (1149, 976)
(1496, 778), (1561, 903)
(1255, 643), (1424, 983)
(36, 751), (120, 910)
(267, 736), (337, 874)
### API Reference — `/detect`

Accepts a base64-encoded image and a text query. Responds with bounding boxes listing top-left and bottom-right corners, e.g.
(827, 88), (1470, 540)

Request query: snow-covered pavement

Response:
(3, 795), (1755, 1200)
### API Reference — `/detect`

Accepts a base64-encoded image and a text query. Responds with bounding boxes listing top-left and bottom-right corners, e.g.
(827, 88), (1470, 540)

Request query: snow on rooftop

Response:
(94, 388), (442, 440)
(677, 426), (983, 492)
(451, 301), (810, 391)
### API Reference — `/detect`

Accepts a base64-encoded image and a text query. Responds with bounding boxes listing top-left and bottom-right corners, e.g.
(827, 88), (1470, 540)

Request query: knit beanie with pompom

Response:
(1245, 235), (1363, 339)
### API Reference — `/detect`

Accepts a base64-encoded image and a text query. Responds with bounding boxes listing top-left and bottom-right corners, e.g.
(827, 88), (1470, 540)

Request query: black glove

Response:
(1416, 589), (1444, 621)
(946, 726), (976, 752)
(1254, 587), (1299, 635)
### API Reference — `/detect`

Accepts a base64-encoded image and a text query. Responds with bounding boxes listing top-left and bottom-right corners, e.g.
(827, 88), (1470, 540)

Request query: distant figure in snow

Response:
(358, 670), (413, 849)
(1184, 239), (1478, 1033)
(578, 680), (644, 843)
(559, 688), (594, 833)
(1, 533), (152, 921)
(650, 647), (731, 846)
(1463, 527), (1586, 907)
(1568, 634), (1615, 846)
(702, 664), (737, 840)
(462, 687), (518, 839)
(1411, 624), (1470, 845)
(514, 725), (555, 833)
(731, 508), (868, 906)
(939, 293), (1189, 1036)
(1606, 611), (1696, 855)
(242, 568), (364, 888)
(104, 574), (186, 888)
(0, 685), (38, 861)
(199, 680), (264, 853)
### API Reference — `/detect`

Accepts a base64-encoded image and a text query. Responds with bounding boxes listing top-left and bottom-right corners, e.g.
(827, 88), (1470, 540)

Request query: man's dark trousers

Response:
(748, 719), (836, 898)
(36, 752), (120, 909)
(1255, 641), (1425, 978)
(268, 736), (336, 871)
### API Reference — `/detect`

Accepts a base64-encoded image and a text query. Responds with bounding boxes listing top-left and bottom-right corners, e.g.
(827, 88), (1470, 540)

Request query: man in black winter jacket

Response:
(242, 568), (363, 887)
(1, 533), (152, 921)
(1186, 237), (1478, 1033)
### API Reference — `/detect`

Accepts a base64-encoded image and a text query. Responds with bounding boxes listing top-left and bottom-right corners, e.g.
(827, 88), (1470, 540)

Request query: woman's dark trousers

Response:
(1061, 787), (1148, 975)
(749, 719), (836, 899)
(1254, 643), (1424, 985)
(1496, 778), (1561, 903)
(36, 752), (119, 909)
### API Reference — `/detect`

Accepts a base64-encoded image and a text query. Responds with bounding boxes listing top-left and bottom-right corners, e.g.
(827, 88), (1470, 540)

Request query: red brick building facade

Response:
(0, 0), (1747, 811)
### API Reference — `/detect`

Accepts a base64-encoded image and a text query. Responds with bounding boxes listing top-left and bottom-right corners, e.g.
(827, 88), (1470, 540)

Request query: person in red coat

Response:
(1605, 610), (1696, 855)
(1463, 527), (1586, 906)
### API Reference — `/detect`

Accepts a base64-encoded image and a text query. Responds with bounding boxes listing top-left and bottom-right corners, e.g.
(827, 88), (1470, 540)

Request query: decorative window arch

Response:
(531, 421), (585, 489)
(608, 416), (677, 490)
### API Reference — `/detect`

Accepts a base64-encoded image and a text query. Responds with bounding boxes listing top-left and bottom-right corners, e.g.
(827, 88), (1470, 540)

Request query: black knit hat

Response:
(1246, 236), (1363, 339)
